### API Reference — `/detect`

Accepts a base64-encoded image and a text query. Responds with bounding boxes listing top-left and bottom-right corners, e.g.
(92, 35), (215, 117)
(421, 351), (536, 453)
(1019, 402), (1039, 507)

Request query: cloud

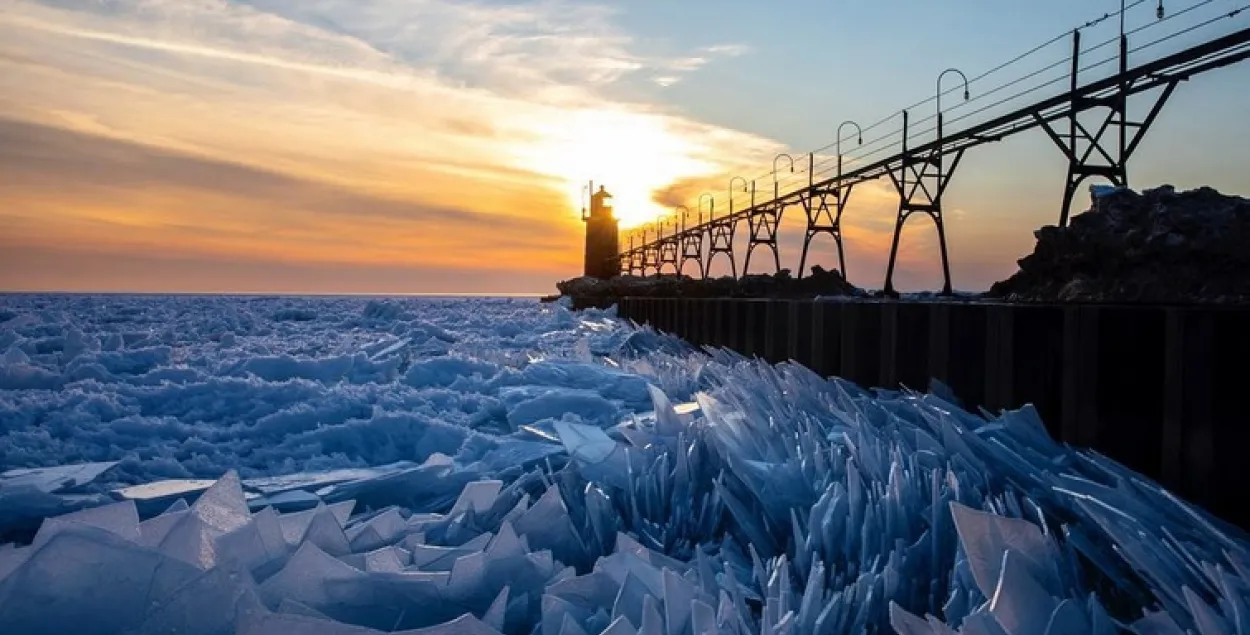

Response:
(0, 1), (776, 203)
(702, 44), (750, 57)
(225, 0), (649, 103)
(649, 43), (751, 87)
(0, 242), (566, 295)
(0, 118), (577, 272)
(0, 0), (786, 292)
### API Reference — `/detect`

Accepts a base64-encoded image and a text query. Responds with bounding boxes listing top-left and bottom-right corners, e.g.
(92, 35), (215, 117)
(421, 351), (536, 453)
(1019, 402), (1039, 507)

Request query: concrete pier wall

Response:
(613, 297), (1250, 530)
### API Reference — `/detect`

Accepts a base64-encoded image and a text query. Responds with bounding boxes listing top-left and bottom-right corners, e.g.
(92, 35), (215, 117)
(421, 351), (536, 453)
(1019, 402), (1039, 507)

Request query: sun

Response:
(507, 106), (721, 230)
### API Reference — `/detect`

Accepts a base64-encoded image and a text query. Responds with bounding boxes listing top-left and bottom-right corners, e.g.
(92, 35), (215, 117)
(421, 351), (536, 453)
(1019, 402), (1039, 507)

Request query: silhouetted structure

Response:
(582, 183), (619, 279)
(612, 11), (1250, 295)
(612, 296), (1250, 530)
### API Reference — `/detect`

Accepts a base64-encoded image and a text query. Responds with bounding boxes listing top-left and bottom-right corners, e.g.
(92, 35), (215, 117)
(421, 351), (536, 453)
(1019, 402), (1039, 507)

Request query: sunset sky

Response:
(2, 0), (1248, 294)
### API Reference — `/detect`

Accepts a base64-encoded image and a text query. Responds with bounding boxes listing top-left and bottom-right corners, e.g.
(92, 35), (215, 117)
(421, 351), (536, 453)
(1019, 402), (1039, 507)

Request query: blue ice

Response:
(1, 295), (1248, 634)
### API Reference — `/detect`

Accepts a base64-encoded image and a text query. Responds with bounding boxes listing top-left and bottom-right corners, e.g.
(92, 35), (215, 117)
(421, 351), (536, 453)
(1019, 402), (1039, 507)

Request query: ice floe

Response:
(1, 295), (1247, 634)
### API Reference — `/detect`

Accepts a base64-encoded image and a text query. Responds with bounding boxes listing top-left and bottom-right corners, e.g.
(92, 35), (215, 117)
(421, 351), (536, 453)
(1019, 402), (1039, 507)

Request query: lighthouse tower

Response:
(582, 183), (619, 279)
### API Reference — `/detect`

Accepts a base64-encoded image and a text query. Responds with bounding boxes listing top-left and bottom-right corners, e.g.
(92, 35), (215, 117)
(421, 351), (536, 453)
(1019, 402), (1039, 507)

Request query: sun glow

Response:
(508, 107), (726, 229)
(0, 0), (789, 293)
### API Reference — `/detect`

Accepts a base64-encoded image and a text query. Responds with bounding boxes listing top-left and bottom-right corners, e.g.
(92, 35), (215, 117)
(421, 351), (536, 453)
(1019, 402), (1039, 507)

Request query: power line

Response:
(815, 1), (1238, 181)
(832, 0), (1230, 164)
(628, 0), (1245, 241)
(802, 1), (1140, 157)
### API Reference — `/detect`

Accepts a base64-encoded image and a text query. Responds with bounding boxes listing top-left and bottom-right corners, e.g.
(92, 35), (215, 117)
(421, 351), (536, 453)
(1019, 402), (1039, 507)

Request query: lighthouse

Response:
(582, 183), (619, 279)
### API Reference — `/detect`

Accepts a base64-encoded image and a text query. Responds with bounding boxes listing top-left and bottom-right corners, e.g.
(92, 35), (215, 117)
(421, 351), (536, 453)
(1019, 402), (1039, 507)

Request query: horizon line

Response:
(0, 290), (551, 298)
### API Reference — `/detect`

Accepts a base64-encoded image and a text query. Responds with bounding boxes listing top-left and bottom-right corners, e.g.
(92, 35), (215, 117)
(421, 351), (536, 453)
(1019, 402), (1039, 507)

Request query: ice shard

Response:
(987, 549), (1059, 635)
(949, 502), (1062, 598)
(3, 297), (1250, 635)
(346, 508), (406, 552)
(114, 479), (217, 515)
(158, 512), (221, 570)
(214, 506), (289, 574)
(32, 499), (140, 546)
(599, 616), (636, 635)
(248, 489), (322, 513)
(259, 541), (365, 610)
(0, 525), (201, 635)
(362, 546), (407, 573)
(130, 566), (266, 635)
(482, 585), (510, 632)
(450, 480), (504, 518)
(278, 504), (322, 546)
(303, 504), (352, 557)
(0, 461), (119, 494)
(662, 567), (696, 635)
(234, 611), (384, 635)
(139, 508), (190, 548)
(191, 470), (252, 536)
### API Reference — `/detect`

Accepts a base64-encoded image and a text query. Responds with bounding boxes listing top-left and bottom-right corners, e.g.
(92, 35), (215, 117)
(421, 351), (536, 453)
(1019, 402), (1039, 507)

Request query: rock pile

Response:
(988, 185), (1250, 304)
(555, 266), (863, 301)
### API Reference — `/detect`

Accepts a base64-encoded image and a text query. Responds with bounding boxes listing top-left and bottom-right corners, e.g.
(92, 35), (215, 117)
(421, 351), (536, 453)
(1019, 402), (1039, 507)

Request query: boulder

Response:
(555, 266), (863, 301)
(988, 185), (1250, 304)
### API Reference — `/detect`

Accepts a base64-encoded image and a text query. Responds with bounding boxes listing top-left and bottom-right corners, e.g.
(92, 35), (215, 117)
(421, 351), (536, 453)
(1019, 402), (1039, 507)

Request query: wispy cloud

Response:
(702, 44), (750, 57)
(0, 0), (784, 291)
(650, 43), (751, 87)
(225, 0), (650, 102)
(0, 118), (573, 270)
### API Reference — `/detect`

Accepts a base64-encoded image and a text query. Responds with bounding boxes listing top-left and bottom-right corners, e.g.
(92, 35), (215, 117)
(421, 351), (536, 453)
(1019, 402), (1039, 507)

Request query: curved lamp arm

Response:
(772, 153), (794, 199)
(836, 120), (863, 156)
(728, 176), (748, 214)
(698, 193), (714, 224)
(836, 120), (864, 181)
(936, 68), (970, 118)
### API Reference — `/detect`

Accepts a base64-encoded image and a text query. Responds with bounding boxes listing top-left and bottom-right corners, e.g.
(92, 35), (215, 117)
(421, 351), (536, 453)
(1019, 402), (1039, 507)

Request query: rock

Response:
(988, 185), (1250, 304)
(555, 266), (862, 301)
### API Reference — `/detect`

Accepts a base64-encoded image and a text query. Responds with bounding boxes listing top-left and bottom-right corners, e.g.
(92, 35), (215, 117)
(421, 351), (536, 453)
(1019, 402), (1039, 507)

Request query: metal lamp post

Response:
(1118, 1), (1166, 166)
(772, 154), (794, 200)
(729, 177), (748, 215)
(836, 121), (863, 183)
(698, 193), (714, 225)
(936, 68), (970, 144)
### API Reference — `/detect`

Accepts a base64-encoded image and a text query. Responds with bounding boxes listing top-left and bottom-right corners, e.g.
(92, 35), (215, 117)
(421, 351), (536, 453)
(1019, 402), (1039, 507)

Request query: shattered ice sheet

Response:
(2, 294), (1248, 635)
(0, 296), (656, 485)
(0, 461), (119, 494)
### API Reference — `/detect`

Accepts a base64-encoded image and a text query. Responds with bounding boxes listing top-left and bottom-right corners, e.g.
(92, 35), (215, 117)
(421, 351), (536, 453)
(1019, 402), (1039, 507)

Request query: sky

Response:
(1, 0), (1248, 294)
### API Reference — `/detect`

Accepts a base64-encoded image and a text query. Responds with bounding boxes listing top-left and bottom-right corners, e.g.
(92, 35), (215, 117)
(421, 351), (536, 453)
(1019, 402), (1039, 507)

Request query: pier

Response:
(607, 296), (1250, 530)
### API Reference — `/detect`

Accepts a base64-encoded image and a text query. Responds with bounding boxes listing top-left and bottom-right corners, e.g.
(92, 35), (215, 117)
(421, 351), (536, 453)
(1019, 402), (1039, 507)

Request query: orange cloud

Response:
(0, 0), (779, 292)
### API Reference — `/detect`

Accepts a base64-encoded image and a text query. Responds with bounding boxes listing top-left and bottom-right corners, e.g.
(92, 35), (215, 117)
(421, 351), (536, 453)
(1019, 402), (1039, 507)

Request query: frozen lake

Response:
(0, 294), (691, 482)
(0, 294), (1246, 635)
